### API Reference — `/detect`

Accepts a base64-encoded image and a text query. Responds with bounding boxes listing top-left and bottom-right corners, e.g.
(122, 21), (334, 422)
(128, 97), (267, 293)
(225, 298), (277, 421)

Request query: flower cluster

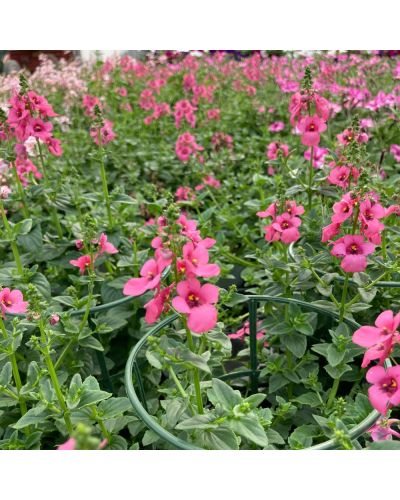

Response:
(257, 200), (304, 244)
(123, 213), (220, 333)
(70, 233), (118, 274)
(322, 191), (396, 272)
(6, 87), (62, 157)
(175, 132), (203, 163)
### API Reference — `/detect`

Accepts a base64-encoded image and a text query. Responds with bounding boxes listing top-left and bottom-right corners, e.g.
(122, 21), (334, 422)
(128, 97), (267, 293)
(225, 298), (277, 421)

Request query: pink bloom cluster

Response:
(304, 146), (329, 168)
(70, 233), (118, 274)
(337, 127), (368, 146)
(257, 200), (304, 244)
(323, 192), (397, 273)
(327, 162), (360, 189)
(195, 175), (221, 191)
(82, 94), (101, 117)
(228, 320), (267, 343)
(174, 99), (196, 128)
(123, 214), (220, 333)
(266, 142), (289, 161)
(90, 120), (116, 146)
(289, 89), (329, 147)
(0, 287), (28, 317)
(352, 310), (400, 419)
(175, 186), (195, 202)
(211, 132), (233, 151)
(175, 132), (203, 163)
(6, 90), (62, 156)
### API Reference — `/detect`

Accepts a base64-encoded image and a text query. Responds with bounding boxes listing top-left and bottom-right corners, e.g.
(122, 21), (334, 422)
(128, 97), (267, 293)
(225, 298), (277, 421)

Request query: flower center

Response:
(349, 243), (359, 254)
(281, 221), (290, 229)
(188, 293), (199, 306)
(382, 378), (398, 394)
(308, 124), (316, 131)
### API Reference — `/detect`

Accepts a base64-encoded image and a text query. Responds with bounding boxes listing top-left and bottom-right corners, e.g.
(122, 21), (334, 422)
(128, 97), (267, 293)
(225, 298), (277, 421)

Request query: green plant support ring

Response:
(125, 294), (384, 450)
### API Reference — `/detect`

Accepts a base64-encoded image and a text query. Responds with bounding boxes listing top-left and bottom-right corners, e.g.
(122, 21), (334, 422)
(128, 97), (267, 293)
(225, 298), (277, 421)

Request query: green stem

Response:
(182, 318), (204, 414)
(97, 134), (113, 227)
(36, 139), (63, 238)
(91, 406), (111, 441)
(169, 366), (195, 415)
(327, 378), (340, 408)
(307, 146), (314, 211)
(0, 200), (23, 275)
(339, 274), (349, 322)
(11, 163), (30, 218)
(39, 320), (73, 434)
(0, 317), (27, 415)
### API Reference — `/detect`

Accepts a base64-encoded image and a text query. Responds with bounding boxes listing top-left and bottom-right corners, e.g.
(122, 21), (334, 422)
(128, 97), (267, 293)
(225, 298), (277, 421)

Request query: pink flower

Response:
(297, 115), (327, 147)
(70, 255), (92, 275)
(269, 121), (285, 133)
(368, 419), (400, 441)
(228, 320), (266, 340)
(352, 310), (400, 368)
(45, 137), (63, 157)
(321, 222), (341, 243)
(57, 438), (76, 450)
(182, 242), (220, 278)
(327, 165), (360, 189)
(123, 259), (161, 297)
(304, 146), (329, 168)
(90, 120), (116, 146)
(332, 194), (354, 224)
(331, 234), (375, 273)
(266, 142), (289, 161)
(272, 213), (302, 244)
(97, 233), (118, 255)
(390, 144), (400, 162)
(0, 288), (28, 317)
(144, 284), (174, 324)
(257, 202), (277, 219)
(366, 365), (400, 415)
(207, 109), (220, 121)
(359, 199), (386, 235)
(172, 278), (219, 333)
(27, 118), (53, 141)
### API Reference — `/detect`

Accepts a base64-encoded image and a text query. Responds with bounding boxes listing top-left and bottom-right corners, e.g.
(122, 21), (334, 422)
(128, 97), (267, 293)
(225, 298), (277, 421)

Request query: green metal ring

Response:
(288, 242), (400, 289)
(125, 294), (382, 450)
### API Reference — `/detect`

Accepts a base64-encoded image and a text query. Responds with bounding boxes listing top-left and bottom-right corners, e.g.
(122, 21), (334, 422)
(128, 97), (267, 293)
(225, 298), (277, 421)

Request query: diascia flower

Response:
(366, 365), (400, 415)
(331, 234), (375, 273)
(368, 419), (400, 441)
(297, 115), (327, 147)
(0, 288), (28, 316)
(123, 259), (161, 296)
(352, 310), (400, 368)
(172, 278), (219, 333)
(257, 200), (304, 244)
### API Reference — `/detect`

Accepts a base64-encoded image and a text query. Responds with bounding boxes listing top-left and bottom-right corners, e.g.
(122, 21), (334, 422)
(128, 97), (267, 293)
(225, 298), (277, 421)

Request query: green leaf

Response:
(327, 344), (346, 367)
(266, 428), (285, 445)
(208, 378), (241, 410)
(201, 428), (239, 450)
(142, 429), (160, 446)
(176, 414), (217, 431)
(179, 349), (211, 374)
(269, 373), (289, 393)
(146, 350), (163, 370)
(358, 287), (377, 303)
(76, 389), (111, 409)
(281, 333), (307, 358)
(243, 393), (266, 408)
(288, 424), (318, 449)
(106, 435), (128, 450)
(18, 223), (43, 253)
(325, 363), (352, 379)
(78, 336), (104, 351)
(229, 417), (269, 447)
(13, 405), (53, 429)
(12, 219), (33, 236)
(0, 362), (12, 386)
(98, 397), (132, 419)
(293, 392), (321, 408)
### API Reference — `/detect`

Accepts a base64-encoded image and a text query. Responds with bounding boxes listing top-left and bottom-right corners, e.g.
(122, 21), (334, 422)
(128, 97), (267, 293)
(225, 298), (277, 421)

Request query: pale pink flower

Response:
(366, 365), (400, 415)
(331, 234), (375, 273)
(123, 259), (161, 297)
(0, 288), (28, 317)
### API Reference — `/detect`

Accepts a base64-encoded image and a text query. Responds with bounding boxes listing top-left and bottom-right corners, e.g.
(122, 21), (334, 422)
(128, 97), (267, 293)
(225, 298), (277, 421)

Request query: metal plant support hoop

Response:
(288, 242), (400, 289)
(125, 294), (383, 450)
